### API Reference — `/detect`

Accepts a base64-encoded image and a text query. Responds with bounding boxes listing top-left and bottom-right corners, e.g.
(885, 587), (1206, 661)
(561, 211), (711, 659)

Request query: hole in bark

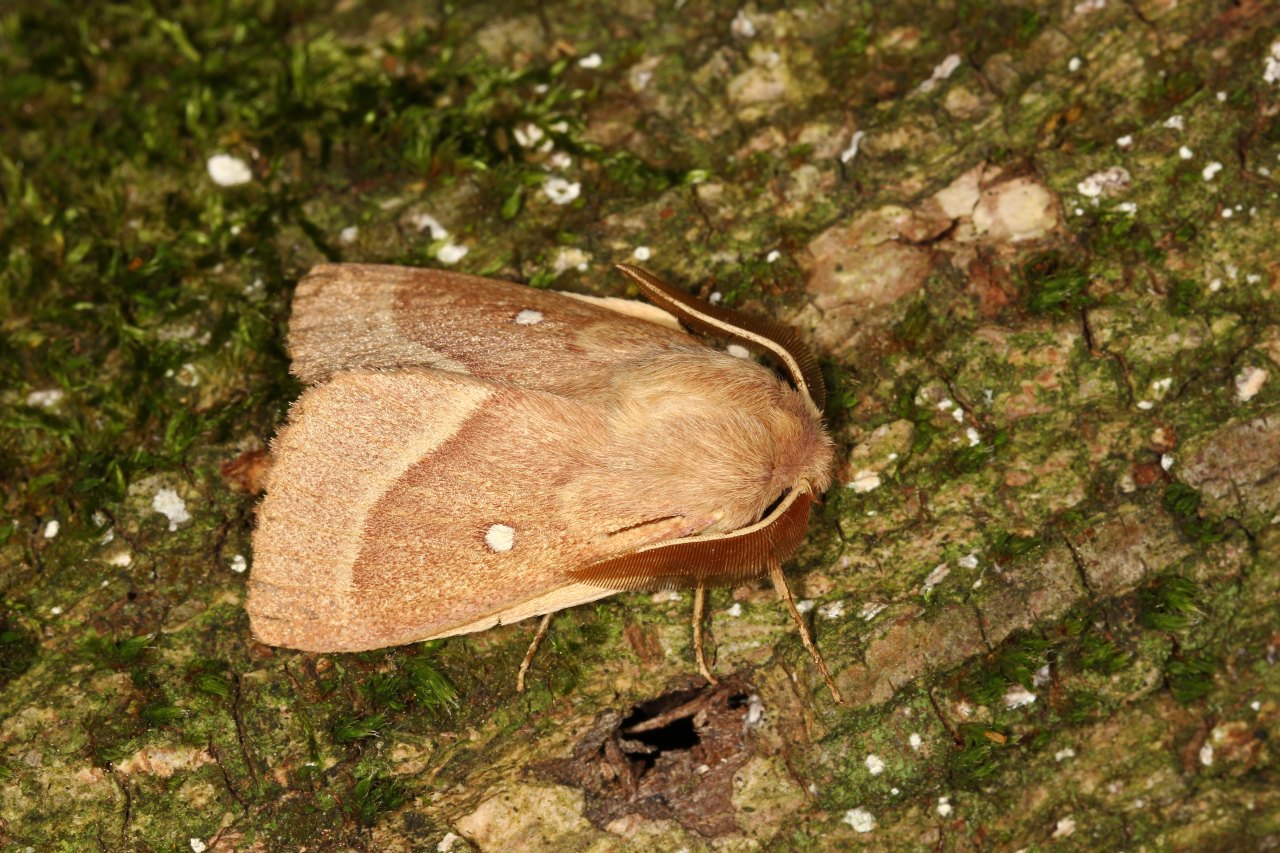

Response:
(535, 675), (759, 838)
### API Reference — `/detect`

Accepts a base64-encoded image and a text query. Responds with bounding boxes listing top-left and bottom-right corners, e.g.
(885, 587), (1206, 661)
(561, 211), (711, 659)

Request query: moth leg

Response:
(516, 613), (553, 693)
(767, 557), (845, 705)
(692, 581), (718, 685)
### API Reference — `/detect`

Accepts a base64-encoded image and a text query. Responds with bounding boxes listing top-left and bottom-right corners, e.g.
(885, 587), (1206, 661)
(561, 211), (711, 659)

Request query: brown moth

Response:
(247, 263), (841, 699)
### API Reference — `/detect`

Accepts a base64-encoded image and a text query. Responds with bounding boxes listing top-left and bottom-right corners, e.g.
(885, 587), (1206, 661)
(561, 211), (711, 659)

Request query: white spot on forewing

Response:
(514, 309), (544, 325)
(843, 808), (875, 833)
(484, 524), (515, 553)
(152, 488), (190, 531)
(206, 154), (252, 186)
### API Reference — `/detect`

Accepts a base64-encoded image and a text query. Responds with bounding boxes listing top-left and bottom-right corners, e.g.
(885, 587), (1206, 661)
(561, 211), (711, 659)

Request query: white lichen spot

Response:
(1216, 90), (1227, 102)
(633, 245), (652, 261)
(1053, 816), (1076, 838)
(922, 562), (950, 594)
(651, 590), (682, 603)
(190, 839), (208, 853)
(1151, 376), (1173, 397)
(577, 52), (603, 69)
(1004, 685), (1037, 709)
(50, 605), (63, 616)
(726, 343), (751, 359)
(731, 9), (757, 38)
(796, 599), (815, 613)
(1077, 166), (1131, 198)
(909, 733), (923, 751)
(437, 243), (469, 264)
(1161, 453), (1174, 471)
(484, 524), (515, 553)
(1179, 145), (1194, 160)
(951, 407), (965, 423)
(709, 292), (723, 304)
(1117, 201), (1138, 215)
(437, 832), (459, 853)
(552, 247), (591, 273)
(745, 694), (764, 725)
(859, 601), (886, 621)
(865, 754), (885, 775)
(43, 520), (60, 539)
(1199, 742), (1215, 766)
(844, 467), (883, 494)
(1055, 747), (1076, 762)
(543, 176), (582, 205)
(727, 602), (743, 617)
(152, 488), (190, 531)
(840, 130), (865, 164)
(229, 554), (248, 574)
(1067, 56), (1082, 73)
(1033, 664), (1052, 687)
(1115, 134), (1133, 148)
(513, 123), (545, 149)
(937, 397), (955, 411)
(1264, 40), (1280, 85)
(1202, 161), (1223, 181)
(843, 808), (875, 833)
(26, 388), (64, 407)
(514, 309), (544, 326)
(547, 150), (572, 170)
(958, 553), (979, 569)
(411, 212), (449, 239)
(890, 787), (900, 795)
(108, 551), (133, 567)
(918, 53), (962, 93)
(1074, 0), (1106, 12)
(339, 225), (359, 244)
(1252, 700), (1263, 711)
(819, 600), (845, 620)
(1163, 114), (1185, 131)
(206, 154), (252, 186)
(937, 796), (954, 817)
(766, 249), (781, 263)
(1136, 400), (1154, 410)
(1235, 366), (1268, 401)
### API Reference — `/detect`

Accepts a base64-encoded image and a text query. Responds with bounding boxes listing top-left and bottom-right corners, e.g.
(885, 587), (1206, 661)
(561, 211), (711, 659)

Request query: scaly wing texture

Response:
(288, 263), (697, 391)
(248, 368), (685, 652)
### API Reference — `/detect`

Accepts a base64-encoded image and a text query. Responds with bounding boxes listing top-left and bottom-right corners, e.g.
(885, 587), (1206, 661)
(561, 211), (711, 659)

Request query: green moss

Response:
(1020, 251), (1092, 316)
(1162, 482), (1225, 543)
(0, 619), (37, 689)
(1137, 575), (1202, 632)
(350, 771), (408, 827)
(949, 723), (1016, 789)
(1165, 653), (1215, 704)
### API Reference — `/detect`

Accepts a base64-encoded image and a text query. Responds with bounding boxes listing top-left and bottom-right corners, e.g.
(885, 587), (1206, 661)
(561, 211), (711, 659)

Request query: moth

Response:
(247, 263), (843, 701)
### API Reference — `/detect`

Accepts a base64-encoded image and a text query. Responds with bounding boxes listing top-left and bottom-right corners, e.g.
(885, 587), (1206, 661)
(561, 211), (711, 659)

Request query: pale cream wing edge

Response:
(419, 583), (619, 640)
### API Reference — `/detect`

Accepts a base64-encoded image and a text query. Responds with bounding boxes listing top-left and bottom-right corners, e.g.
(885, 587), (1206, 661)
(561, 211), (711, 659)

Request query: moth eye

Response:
(484, 523), (516, 553)
(513, 309), (544, 325)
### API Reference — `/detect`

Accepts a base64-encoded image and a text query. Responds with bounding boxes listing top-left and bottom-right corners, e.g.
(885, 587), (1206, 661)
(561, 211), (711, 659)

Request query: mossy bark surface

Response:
(2, 1), (1279, 850)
